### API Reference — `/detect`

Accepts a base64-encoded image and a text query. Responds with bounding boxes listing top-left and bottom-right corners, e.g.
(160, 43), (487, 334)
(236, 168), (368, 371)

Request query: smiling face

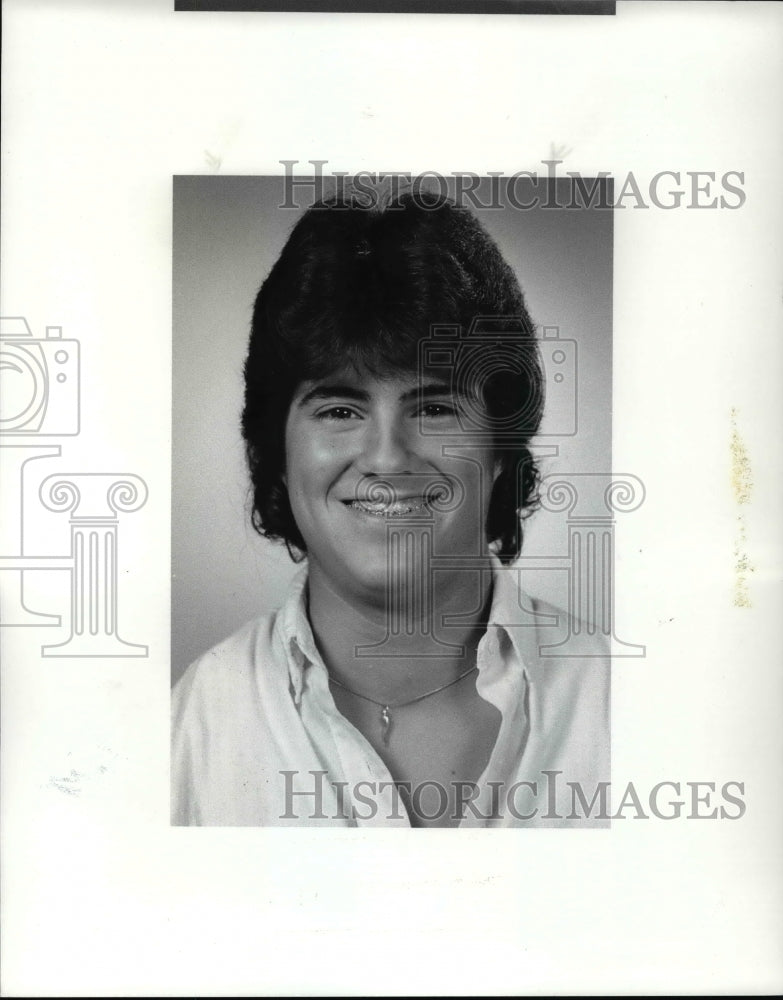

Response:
(284, 366), (499, 607)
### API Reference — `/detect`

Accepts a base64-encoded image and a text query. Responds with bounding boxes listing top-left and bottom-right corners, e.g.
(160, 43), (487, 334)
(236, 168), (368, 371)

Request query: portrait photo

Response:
(171, 171), (616, 828)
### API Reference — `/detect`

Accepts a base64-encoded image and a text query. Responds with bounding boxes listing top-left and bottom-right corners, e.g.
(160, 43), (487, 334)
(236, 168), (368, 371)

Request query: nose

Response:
(357, 413), (415, 476)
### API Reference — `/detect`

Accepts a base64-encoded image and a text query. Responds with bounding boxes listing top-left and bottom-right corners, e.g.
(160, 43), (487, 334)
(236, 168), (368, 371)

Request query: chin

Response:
(342, 548), (430, 600)
(349, 557), (396, 595)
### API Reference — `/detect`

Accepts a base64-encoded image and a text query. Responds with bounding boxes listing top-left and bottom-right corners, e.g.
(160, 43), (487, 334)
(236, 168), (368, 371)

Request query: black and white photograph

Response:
(171, 173), (614, 827)
(2, 1), (782, 996)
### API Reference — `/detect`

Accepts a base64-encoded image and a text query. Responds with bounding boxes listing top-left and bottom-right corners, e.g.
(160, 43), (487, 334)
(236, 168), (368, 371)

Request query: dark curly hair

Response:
(242, 190), (545, 565)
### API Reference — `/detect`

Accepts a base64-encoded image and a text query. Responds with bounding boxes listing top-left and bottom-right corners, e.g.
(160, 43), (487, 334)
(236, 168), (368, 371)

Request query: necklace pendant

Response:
(380, 705), (392, 746)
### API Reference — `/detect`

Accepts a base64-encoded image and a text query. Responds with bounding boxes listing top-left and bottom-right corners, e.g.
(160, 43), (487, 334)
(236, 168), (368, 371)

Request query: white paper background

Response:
(2, 0), (782, 995)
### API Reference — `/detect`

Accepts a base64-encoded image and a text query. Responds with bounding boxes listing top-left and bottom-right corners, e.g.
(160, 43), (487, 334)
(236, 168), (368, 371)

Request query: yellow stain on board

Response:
(730, 408), (754, 607)
(730, 408), (753, 505)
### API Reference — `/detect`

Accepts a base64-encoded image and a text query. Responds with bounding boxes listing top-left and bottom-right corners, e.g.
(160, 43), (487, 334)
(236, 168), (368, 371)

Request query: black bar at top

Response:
(176, 1), (615, 14)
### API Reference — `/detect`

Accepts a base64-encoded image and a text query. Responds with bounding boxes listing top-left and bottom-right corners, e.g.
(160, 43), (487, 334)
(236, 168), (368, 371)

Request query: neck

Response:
(306, 556), (495, 705)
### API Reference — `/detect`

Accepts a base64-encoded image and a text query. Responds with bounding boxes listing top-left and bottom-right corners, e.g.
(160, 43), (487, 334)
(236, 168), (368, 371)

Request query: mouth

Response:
(342, 492), (445, 519)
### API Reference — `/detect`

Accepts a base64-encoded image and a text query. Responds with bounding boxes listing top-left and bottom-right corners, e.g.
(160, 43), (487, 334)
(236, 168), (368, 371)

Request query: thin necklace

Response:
(328, 663), (479, 747)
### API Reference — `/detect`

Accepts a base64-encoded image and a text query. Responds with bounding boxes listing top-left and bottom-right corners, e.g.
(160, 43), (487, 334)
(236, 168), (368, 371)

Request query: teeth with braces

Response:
(347, 496), (440, 517)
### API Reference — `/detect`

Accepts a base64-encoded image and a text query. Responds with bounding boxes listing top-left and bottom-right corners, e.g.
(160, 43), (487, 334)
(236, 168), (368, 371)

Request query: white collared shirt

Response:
(172, 563), (610, 827)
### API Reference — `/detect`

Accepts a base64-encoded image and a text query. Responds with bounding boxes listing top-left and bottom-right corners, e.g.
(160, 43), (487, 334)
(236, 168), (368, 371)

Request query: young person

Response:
(171, 191), (609, 827)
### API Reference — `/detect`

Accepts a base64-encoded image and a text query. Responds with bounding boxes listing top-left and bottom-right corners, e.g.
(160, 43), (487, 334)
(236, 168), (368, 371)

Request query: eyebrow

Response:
(296, 381), (466, 408)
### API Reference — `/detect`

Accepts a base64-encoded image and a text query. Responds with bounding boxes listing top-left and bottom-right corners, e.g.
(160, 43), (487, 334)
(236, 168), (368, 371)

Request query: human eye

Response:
(315, 405), (361, 422)
(417, 400), (459, 419)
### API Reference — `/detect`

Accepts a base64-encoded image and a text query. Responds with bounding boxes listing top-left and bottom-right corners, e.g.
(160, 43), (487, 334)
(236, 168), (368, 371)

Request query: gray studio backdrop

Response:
(172, 175), (612, 684)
